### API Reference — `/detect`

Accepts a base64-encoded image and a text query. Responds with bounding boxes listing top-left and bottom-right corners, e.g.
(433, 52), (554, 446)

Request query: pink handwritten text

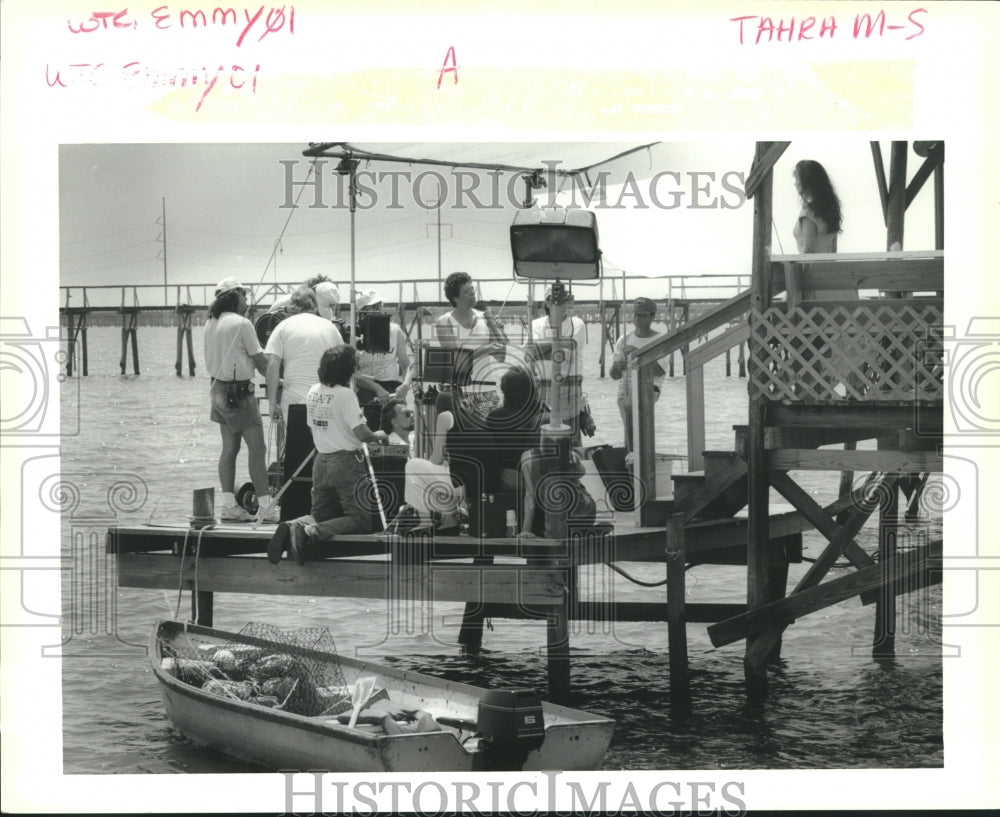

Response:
(45, 61), (260, 111)
(150, 5), (294, 46)
(66, 6), (295, 47)
(731, 8), (927, 44)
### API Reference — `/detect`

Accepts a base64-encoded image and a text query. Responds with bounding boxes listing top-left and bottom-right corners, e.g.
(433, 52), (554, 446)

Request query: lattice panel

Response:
(749, 303), (944, 402)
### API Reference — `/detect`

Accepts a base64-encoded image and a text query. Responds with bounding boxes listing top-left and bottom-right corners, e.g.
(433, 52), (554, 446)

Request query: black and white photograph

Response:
(2, 2), (997, 815)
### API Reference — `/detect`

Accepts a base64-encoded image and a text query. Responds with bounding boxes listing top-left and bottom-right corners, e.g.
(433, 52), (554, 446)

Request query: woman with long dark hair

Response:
(204, 277), (273, 523)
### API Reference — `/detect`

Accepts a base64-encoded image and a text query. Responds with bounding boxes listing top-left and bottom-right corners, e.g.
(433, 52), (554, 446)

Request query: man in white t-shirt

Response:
(610, 296), (669, 452)
(265, 287), (345, 421)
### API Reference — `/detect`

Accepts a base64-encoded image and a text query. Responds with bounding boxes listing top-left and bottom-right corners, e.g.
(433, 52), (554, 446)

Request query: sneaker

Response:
(267, 522), (290, 565)
(287, 522), (312, 566)
(256, 501), (281, 525)
(220, 503), (254, 523)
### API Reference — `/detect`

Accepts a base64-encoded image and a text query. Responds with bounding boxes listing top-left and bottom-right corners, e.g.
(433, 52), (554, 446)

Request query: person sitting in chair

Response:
(380, 398), (414, 448)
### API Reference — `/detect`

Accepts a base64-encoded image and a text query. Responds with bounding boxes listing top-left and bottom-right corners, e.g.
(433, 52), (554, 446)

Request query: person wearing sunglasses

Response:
(379, 398), (415, 448)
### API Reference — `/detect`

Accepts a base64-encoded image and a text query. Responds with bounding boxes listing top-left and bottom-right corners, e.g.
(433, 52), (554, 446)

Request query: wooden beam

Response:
(745, 141), (774, 700)
(764, 427), (884, 449)
(886, 141), (908, 250)
(744, 141), (791, 199)
(904, 152), (941, 210)
(792, 474), (898, 594)
(769, 449), (943, 473)
(666, 514), (690, 713)
(685, 364), (706, 471)
(768, 253), (943, 293)
(768, 403), (942, 431)
(117, 552), (567, 605)
(708, 540), (940, 648)
(681, 455), (748, 524)
(686, 322), (750, 371)
(870, 141), (889, 225)
(632, 290), (751, 367)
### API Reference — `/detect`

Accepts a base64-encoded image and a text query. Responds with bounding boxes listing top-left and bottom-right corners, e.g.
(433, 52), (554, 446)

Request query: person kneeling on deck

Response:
(267, 346), (384, 565)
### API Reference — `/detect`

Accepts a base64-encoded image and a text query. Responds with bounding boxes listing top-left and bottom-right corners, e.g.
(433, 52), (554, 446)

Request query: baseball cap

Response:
(314, 281), (341, 319)
(215, 276), (245, 296)
(633, 297), (657, 315)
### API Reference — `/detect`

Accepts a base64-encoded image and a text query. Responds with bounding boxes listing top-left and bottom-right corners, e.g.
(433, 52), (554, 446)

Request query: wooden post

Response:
(81, 316), (89, 376)
(680, 304), (690, 375)
(457, 555), (492, 654)
(886, 141), (908, 251)
(745, 142), (775, 702)
(66, 312), (76, 378)
(725, 347), (731, 377)
(193, 590), (213, 626)
(541, 433), (572, 702)
(737, 341), (746, 377)
(873, 479), (899, 660)
(686, 364), (705, 472)
(666, 513), (691, 714)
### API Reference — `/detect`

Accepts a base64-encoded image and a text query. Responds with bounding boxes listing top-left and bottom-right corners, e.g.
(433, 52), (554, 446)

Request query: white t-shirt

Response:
(204, 312), (261, 381)
(434, 310), (503, 393)
(613, 331), (669, 401)
(264, 313), (344, 411)
(306, 383), (365, 454)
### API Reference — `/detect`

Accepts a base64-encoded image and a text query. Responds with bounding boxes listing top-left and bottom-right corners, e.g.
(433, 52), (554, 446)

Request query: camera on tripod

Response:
(338, 310), (392, 353)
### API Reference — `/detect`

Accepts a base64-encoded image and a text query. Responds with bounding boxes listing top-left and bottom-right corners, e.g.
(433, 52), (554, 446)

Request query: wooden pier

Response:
(106, 140), (944, 707)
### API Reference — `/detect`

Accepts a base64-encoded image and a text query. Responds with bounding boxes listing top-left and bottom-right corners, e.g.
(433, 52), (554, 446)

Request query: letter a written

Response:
(437, 46), (458, 89)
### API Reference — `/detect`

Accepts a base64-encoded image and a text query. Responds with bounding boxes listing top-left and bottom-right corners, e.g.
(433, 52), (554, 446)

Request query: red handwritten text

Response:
(732, 7), (927, 44)
(45, 61), (260, 111)
(437, 46), (458, 89)
(67, 9), (138, 33)
(150, 5), (295, 46)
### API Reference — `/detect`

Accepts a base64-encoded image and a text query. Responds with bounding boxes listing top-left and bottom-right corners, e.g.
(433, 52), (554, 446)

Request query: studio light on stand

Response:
(510, 206), (602, 436)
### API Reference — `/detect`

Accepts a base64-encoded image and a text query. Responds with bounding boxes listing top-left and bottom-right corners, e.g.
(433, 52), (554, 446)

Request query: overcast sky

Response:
(58, 140), (938, 307)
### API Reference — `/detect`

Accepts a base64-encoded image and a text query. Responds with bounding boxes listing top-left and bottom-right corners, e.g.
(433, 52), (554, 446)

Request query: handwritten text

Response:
(731, 8), (927, 44)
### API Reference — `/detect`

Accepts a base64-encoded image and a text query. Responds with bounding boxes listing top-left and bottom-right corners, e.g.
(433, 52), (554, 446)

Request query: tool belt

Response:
(213, 378), (254, 408)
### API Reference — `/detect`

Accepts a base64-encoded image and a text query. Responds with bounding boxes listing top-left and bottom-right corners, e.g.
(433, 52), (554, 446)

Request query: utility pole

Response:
(156, 197), (168, 306)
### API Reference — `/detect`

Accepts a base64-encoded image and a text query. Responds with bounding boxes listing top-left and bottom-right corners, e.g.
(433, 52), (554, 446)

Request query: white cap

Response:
(356, 289), (383, 310)
(215, 276), (245, 296)
(314, 281), (341, 319)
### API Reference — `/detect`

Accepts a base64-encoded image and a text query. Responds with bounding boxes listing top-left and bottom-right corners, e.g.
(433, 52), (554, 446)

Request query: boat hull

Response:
(151, 620), (614, 773)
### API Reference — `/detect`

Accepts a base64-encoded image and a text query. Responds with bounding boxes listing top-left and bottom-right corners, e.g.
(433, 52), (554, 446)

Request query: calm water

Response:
(59, 325), (942, 772)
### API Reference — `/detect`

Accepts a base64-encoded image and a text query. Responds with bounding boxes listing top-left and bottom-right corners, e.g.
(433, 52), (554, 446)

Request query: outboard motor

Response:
(476, 689), (545, 771)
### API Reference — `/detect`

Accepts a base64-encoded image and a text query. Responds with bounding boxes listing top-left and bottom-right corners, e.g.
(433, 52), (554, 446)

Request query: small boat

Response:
(151, 619), (615, 772)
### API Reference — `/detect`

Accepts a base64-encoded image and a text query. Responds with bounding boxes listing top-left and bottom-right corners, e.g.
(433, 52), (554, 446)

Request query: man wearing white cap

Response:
(354, 289), (412, 406)
(204, 277), (276, 523)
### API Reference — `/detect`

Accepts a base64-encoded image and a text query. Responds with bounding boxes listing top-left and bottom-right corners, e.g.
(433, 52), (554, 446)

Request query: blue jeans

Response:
(297, 450), (373, 540)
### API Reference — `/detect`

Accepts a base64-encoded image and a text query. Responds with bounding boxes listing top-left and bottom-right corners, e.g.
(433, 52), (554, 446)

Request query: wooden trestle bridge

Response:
(106, 140), (944, 707)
